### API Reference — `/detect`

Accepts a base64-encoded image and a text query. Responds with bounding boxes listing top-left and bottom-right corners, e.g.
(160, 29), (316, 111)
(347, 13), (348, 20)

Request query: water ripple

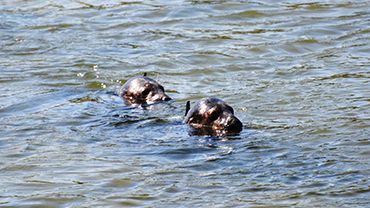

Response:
(1, 0), (370, 207)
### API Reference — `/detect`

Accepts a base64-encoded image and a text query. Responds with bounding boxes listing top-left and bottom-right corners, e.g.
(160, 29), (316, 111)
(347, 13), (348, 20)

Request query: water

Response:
(1, 0), (369, 207)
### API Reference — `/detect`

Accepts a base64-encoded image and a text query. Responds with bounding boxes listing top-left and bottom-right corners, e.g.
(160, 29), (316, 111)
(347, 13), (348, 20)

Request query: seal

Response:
(184, 97), (242, 135)
(120, 74), (171, 105)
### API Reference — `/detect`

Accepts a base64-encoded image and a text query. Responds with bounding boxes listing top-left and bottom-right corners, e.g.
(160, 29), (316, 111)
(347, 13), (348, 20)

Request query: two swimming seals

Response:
(120, 74), (242, 135)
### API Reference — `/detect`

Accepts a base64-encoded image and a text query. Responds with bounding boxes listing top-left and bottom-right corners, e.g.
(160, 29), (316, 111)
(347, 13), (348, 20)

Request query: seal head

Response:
(120, 75), (171, 105)
(185, 97), (242, 135)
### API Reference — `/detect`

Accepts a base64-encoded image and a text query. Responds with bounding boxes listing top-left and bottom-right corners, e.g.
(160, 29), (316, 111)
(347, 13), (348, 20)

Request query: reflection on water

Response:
(1, 0), (370, 207)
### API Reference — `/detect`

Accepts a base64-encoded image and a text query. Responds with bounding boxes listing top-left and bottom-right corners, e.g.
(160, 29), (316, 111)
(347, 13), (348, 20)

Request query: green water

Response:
(0, 0), (369, 207)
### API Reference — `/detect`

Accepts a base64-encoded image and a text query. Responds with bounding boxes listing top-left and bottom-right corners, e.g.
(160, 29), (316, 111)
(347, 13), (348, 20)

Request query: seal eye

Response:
(208, 110), (220, 121)
(142, 88), (151, 97)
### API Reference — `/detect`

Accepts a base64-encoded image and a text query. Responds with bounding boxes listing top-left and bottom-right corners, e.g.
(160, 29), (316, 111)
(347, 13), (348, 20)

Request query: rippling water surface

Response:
(1, 0), (370, 207)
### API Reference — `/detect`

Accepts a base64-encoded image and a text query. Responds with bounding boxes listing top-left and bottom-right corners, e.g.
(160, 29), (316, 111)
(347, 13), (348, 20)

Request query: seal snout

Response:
(226, 115), (243, 132)
(162, 95), (171, 101)
(149, 92), (171, 103)
(214, 112), (242, 132)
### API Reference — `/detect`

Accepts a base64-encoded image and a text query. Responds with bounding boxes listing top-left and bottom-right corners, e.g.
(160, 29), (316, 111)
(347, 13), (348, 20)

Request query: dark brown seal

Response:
(184, 97), (242, 135)
(120, 74), (171, 105)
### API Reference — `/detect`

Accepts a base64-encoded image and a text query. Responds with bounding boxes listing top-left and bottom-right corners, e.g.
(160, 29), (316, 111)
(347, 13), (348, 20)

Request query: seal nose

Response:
(162, 95), (171, 101)
(227, 116), (243, 132)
